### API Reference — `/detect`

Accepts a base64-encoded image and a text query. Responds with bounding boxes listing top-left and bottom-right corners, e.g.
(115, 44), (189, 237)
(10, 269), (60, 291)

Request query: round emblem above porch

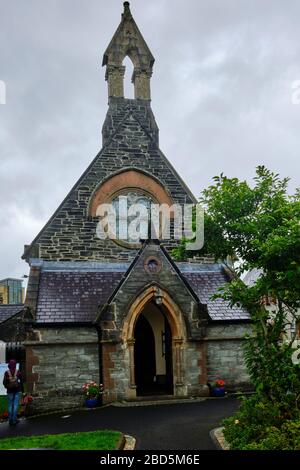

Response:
(144, 256), (162, 274)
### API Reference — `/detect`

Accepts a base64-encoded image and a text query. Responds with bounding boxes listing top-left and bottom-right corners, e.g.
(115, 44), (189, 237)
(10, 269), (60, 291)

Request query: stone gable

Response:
(98, 241), (209, 342)
(23, 100), (195, 263)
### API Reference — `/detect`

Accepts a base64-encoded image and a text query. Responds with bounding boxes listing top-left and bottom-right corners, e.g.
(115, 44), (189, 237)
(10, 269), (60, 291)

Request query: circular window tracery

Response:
(144, 257), (162, 274)
(111, 190), (155, 248)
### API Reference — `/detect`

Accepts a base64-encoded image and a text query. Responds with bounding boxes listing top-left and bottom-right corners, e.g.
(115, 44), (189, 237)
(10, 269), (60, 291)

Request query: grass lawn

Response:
(0, 430), (122, 450)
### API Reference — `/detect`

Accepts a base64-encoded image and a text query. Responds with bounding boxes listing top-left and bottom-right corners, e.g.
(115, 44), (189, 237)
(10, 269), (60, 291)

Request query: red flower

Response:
(215, 379), (225, 387)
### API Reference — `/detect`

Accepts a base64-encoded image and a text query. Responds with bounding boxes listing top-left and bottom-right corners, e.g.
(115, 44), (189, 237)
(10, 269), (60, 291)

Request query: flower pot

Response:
(211, 387), (226, 397)
(85, 397), (99, 408)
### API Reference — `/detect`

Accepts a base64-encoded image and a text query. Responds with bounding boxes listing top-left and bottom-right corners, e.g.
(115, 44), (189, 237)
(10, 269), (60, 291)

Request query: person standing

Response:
(3, 359), (24, 425)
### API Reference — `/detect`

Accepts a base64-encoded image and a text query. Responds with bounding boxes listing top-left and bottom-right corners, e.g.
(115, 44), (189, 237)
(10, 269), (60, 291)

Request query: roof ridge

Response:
(95, 242), (146, 319)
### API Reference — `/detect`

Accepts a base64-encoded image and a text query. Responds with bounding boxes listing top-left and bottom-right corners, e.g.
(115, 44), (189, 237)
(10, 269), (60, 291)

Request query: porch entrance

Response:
(134, 301), (173, 396)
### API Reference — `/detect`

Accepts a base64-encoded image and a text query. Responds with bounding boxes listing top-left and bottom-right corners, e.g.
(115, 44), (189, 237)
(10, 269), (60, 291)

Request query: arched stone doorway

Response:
(122, 285), (187, 400)
(134, 302), (173, 396)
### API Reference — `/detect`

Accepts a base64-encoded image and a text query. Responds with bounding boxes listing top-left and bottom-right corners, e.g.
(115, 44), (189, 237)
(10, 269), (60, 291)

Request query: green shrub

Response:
(223, 394), (300, 450)
(243, 421), (300, 450)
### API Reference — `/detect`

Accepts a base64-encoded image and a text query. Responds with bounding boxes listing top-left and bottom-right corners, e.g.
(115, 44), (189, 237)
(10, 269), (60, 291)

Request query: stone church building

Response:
(22, 3), (251, 412)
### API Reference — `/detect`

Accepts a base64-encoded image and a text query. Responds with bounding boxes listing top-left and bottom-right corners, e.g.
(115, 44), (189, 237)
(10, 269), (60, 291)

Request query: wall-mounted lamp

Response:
(154, 288), (163, 305)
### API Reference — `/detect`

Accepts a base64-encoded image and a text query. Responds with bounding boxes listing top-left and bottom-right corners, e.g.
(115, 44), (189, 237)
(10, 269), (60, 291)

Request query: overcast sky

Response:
(0, 0), (299, 283)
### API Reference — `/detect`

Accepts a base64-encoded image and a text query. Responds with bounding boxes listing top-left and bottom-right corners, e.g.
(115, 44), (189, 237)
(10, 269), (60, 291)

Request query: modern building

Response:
(0, 278), (24, 305)
(0, 285), (8, 305)
(22, 3), (251, 413)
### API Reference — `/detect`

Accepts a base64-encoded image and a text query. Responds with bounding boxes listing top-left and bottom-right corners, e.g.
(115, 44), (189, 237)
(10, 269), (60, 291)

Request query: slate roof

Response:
(36, 271), (123, 323)
(183, 271), (250, 321)
(34, 261), (250, 324)
(0, 304), (24, 324)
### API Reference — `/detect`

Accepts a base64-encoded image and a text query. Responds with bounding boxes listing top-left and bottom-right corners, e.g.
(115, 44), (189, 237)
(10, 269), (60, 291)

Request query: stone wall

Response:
(99, 242), (208, 344)
(25, 327), (100, 413)
(101, 332), (210, 403)
(102, 341), (129, 403)
(102, 339), (210, 402)
(23, 323), (252, 413)
(102, 341), (209, 402)
(205, 324), (252, 391)
(183, 341), (209, 397)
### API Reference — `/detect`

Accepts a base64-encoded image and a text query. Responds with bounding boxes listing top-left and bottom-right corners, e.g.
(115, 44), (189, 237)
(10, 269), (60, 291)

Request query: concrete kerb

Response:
(210, 427), (230, 450)
(111, 392), (249, 407)
(112, 397), (207, 407)
(116, 433), (136, 450)
(123, 435), (136, 450)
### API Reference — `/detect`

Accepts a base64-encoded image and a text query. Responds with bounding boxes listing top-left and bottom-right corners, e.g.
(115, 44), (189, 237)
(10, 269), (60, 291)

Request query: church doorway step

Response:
(134, 301), (173, 397)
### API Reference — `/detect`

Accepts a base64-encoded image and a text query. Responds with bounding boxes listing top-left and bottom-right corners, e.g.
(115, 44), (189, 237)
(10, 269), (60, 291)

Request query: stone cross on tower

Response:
(102, 2), (155, 101)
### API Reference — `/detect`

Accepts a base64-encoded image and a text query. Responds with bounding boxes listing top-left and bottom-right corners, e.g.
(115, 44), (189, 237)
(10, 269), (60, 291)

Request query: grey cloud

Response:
(0, 0), (299, 280)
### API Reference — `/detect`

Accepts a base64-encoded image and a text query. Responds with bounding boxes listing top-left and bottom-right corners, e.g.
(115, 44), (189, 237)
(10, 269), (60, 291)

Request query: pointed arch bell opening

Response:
(123, 56), (135, 99)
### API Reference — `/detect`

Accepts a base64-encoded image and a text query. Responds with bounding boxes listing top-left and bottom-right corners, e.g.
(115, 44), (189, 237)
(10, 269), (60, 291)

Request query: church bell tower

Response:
(102, 2), (154, 101)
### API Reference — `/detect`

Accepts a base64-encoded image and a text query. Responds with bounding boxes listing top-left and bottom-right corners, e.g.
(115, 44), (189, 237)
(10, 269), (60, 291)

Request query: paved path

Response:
(0, 396), (239, 450)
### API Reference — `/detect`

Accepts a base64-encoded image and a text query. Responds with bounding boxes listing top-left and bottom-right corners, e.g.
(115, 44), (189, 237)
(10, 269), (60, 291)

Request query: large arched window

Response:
(89, 170), (174, 248)
(111, 190), (154, 247)
(89, 170), (173, 216)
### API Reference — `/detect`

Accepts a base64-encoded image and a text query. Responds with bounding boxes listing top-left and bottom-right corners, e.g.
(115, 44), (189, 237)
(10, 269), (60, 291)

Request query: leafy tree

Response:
(174, 166), (300, 416)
